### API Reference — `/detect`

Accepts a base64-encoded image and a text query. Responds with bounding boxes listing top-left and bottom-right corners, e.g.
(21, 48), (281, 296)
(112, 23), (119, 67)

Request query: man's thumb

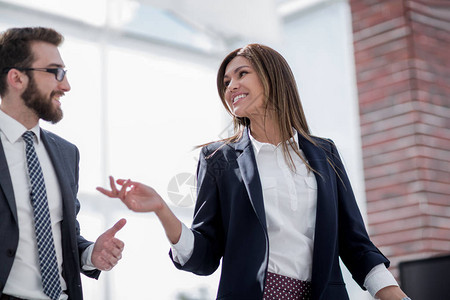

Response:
(107, 218), (127, 236)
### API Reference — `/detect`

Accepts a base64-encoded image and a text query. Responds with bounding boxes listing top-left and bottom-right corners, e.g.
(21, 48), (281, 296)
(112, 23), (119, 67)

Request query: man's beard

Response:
(21, 77), (64, 124)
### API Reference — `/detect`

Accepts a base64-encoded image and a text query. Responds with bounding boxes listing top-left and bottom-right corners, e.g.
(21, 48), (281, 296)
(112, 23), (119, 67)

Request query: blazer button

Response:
(7, 249), (15, 257)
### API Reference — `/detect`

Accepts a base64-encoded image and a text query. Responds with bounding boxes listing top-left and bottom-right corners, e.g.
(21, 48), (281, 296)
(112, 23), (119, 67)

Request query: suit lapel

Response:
(235, 129), (267, 230)
(298, 134), (337, 299)
(40, 130), (65, 188)
(40, 129), (83, 290)
(0, 138), (18, 222)
(39, 130), (76, 230)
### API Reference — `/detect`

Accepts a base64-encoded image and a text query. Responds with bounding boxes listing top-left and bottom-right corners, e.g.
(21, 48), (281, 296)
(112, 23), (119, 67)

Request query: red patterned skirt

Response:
(263, 272), (312, 300)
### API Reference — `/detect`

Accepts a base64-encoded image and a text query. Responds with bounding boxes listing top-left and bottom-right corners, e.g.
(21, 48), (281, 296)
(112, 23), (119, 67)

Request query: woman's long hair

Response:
(215, 44), (318, 172)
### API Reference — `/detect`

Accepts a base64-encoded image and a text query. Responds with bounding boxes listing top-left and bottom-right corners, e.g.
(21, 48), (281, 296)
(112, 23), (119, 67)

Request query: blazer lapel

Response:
(298, 134), (337, 299)
(40, 130), (77, 231)
(0, 138), (18, 222)
(235, 129), (267, 230)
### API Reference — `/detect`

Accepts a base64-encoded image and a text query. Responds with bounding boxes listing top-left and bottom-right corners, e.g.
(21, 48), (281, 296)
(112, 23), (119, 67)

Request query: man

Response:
(0, 27), (126, 300)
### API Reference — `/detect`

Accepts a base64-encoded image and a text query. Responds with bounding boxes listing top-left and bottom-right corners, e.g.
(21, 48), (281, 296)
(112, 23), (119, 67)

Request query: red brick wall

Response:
(349, 0), (450, 277)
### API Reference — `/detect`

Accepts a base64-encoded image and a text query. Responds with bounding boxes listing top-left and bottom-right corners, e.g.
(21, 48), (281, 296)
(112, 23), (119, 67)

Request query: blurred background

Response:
(0, 0), (448, 299)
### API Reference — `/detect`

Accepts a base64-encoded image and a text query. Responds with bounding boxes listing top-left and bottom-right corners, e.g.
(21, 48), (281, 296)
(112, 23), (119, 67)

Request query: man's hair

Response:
(0, 27), (63, 97)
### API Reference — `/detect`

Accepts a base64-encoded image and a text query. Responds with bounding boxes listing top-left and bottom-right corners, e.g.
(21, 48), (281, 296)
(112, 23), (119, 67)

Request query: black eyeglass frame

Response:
(2, 67), (67, 82)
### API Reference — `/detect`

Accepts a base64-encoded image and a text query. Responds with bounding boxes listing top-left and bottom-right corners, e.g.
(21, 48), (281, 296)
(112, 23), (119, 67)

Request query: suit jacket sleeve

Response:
(328, 140), (389, 288)
(72, 145), (100, 279)
(170, 145), (225, 275)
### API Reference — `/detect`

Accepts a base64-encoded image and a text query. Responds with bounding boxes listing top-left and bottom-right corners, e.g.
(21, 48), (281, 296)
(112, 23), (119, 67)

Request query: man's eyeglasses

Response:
(2, 67), (67, 82)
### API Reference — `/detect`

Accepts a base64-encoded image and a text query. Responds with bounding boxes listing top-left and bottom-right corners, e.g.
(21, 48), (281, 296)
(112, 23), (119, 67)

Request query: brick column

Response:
(349, 0), (450, 277)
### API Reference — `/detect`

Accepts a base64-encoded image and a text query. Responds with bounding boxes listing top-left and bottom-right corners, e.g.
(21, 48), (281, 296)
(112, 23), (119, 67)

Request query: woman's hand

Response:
(375, 286), (408, 300)
(97, 176), (164, 213)
(97, 176), (183, 244)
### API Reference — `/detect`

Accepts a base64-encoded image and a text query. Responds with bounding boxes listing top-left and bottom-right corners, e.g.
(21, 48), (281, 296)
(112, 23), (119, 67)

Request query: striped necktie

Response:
(22, 131), (62, 300)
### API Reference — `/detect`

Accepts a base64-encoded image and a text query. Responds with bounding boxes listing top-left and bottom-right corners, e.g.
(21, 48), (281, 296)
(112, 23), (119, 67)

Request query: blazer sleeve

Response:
(170, 146), (225, 275)
(328, 141), (389, 288)
(72, 146), (100, 279)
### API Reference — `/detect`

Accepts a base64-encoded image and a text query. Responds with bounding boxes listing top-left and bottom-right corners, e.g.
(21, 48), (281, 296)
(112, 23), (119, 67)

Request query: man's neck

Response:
(0, 99), (39, 129)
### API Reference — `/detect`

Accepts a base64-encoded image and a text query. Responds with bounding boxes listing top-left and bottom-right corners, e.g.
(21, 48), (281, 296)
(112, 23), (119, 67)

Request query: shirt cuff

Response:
(81, 244), (97, 271)
(170, 223), (194, 266)
(363, 263), (399, 298)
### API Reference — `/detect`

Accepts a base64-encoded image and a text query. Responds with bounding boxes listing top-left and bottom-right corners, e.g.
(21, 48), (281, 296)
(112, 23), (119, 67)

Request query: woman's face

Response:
(223, 56), (266, 120)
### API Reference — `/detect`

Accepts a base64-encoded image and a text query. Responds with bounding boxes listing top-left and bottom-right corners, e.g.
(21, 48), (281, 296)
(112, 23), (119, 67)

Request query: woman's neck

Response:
(249, 117), (282, 145)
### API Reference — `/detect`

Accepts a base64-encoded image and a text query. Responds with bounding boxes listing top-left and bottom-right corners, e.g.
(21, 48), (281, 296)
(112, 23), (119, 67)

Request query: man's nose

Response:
(59, 75), (71, 92)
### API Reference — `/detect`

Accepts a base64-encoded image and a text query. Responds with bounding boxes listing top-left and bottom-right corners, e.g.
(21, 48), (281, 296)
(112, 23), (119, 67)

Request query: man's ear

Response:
(6, 68), (28, 91)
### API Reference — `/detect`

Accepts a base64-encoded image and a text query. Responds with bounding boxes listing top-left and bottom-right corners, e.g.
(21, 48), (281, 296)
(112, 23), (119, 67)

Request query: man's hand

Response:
(91, 218), (126, 271)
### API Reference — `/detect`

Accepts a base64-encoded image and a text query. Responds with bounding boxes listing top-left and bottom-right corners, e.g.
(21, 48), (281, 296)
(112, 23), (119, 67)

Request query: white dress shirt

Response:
(170, 130), (398, 298)
(251, 132), (317, 280)
(0, 109), (94, 300)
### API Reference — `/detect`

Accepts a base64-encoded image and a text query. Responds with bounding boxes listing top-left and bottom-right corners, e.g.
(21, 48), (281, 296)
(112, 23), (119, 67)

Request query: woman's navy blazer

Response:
(170, 128), (389, 300)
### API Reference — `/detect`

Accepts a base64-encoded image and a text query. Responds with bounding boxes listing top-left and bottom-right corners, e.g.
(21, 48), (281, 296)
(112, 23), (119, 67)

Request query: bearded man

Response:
(0, 27), (126, 300)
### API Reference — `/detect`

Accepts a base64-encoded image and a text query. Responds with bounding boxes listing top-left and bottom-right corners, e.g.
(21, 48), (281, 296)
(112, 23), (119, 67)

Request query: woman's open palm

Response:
(97, 176), (164, 213)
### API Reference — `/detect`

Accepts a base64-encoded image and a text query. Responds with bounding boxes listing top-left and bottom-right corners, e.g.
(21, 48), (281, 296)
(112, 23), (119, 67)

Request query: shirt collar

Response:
(0, 109), (41, 144)
(249, 128), (299, 156)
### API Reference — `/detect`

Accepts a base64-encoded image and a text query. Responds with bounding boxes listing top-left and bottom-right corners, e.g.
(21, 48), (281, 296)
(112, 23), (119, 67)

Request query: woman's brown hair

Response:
(215, 44), (318, 172)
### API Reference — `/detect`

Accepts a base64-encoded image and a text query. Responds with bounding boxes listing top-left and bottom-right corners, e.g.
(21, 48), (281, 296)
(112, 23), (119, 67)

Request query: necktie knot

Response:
(22, 131), (35, 145)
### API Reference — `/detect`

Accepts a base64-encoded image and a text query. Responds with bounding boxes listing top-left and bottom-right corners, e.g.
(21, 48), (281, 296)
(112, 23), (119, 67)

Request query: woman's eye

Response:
(239, 71), (248, 77)
(224, 81), (230, 87)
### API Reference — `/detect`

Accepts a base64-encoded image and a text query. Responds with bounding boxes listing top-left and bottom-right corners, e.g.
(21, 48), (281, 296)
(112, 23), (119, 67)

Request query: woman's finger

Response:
(109, 176), (119, 194)
(118, 179), (132, 200)
(96, 187), (116, 198)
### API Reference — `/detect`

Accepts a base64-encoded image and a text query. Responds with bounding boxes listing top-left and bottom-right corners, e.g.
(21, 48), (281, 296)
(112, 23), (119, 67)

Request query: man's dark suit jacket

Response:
(171, 128), (389, 300)
(0, 129), (100, 300)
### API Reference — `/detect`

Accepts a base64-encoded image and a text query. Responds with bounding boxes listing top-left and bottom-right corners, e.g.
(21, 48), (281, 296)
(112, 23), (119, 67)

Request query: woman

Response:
(98, 44), (409, 300)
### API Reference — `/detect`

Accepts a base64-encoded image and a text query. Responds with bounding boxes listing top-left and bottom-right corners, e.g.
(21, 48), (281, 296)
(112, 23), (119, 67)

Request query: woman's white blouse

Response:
(250, 132), (317, 281)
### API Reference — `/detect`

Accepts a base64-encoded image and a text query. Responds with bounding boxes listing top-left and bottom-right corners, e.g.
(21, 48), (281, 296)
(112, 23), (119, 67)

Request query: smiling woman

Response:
(215, 44), (315, 172)
(223, 56), (266, 122)
(97, 44), (409, 300)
